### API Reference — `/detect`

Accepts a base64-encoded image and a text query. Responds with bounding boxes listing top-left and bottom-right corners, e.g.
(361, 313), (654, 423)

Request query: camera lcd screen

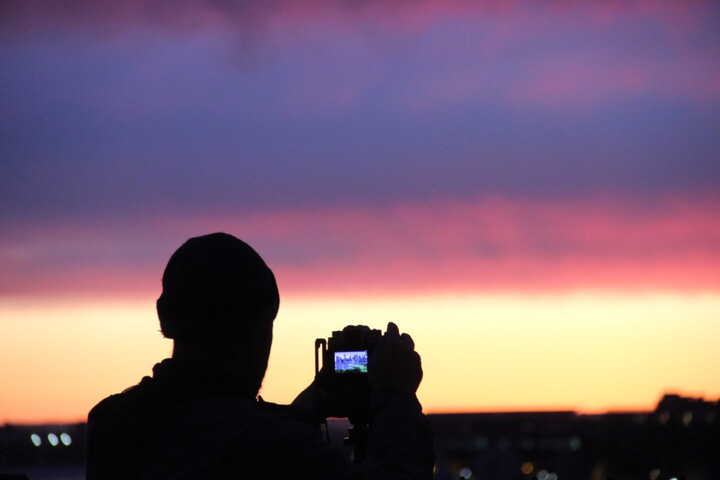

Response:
(334, 350), (368, 373)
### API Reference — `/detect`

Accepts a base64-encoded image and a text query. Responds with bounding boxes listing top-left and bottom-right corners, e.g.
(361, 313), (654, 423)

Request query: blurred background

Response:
(1, 1), (719, 479)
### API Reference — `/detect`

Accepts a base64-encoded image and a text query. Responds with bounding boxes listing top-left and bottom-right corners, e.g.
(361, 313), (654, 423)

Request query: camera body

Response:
(315, 325), (382, 421)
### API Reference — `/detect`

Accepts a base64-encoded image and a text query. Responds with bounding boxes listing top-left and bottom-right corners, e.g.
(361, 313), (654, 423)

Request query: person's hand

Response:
(368, 322), (423, 396)
(291, 368), (352, 421)
(290, 382), (326, 424)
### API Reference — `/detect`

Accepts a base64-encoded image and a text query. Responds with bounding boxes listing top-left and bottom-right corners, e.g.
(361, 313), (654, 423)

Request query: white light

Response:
(60, 433), (72, 446)
(548, 473), (558, 480)
(537, 470), (549, 480)
(459, 467), (472, 479)
(47, 433), (59, 446)
(30, 434), (42, 447)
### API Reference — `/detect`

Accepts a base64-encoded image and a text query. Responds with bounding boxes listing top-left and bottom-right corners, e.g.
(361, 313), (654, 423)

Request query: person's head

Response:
(156, 233), (279, 393)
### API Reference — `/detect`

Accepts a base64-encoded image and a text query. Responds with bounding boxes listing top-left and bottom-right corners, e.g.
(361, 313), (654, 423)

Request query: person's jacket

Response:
(86, 358), (434, 479)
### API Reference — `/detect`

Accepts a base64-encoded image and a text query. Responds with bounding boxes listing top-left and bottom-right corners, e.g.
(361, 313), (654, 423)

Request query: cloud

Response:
(2, 1), (715, 34)
(3, 14), (718, 222)
(2, 194), (718, 298)
(1, 0), (718, 282)
(3, 0), (719, 123)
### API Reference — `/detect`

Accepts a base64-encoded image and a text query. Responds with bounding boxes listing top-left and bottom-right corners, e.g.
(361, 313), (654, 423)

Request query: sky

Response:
(1, 0), (719, 423)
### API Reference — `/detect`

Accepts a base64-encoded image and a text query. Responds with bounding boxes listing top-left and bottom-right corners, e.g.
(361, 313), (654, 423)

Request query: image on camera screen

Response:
(334, 351), (368, 373)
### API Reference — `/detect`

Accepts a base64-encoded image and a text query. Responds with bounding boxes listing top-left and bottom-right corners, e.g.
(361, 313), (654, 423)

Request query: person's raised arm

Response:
(291, 322), (434, 480)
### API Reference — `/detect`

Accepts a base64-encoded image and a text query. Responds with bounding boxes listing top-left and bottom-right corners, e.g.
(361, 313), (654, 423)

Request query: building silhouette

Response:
(430, 394), (720, 480)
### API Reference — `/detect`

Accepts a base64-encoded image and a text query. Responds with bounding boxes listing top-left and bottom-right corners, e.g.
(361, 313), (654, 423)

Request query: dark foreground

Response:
(2, 394), (718, 480)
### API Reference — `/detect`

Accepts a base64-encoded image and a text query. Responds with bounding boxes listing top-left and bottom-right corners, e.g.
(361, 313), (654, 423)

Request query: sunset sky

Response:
(1, 0), (719, 424)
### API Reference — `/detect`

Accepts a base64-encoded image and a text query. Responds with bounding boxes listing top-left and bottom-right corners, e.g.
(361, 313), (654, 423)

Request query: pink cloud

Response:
(507, 53), (720, 110)
(2, 194), (719, 298)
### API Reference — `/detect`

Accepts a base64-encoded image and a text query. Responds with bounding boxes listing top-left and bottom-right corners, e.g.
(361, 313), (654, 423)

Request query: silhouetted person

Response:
(86, 233), (433, 479)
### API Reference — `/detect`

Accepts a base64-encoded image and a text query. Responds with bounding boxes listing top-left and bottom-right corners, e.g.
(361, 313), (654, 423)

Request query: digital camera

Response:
(315, 325), (382, 421)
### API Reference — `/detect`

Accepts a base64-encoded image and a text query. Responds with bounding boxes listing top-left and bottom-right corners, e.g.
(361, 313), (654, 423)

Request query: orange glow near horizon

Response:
(2, 291), (719, 424)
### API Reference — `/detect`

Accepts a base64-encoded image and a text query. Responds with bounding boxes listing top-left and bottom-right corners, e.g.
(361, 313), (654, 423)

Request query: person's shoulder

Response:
(87, 381), (146, 425)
